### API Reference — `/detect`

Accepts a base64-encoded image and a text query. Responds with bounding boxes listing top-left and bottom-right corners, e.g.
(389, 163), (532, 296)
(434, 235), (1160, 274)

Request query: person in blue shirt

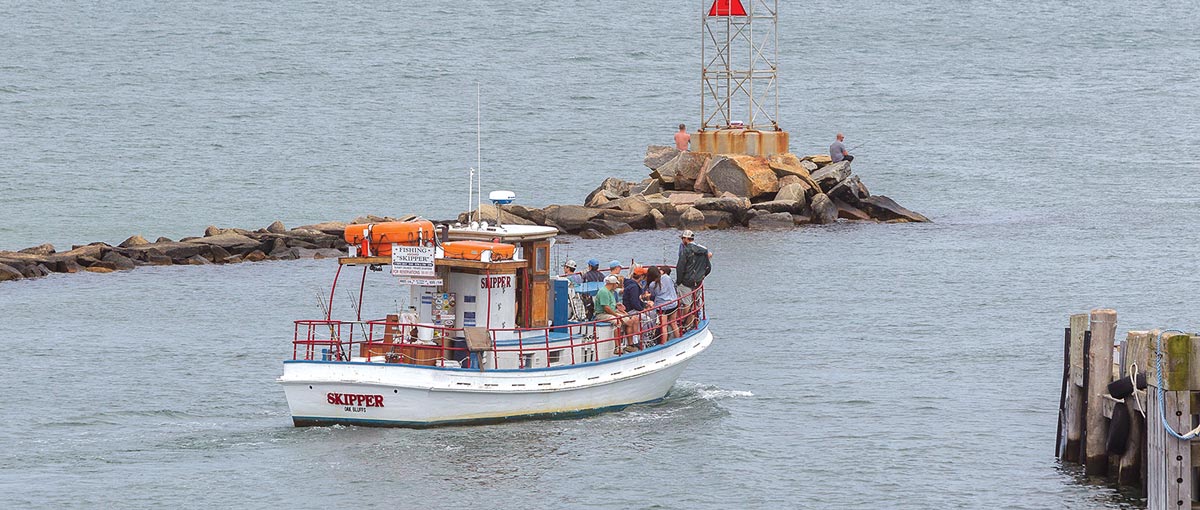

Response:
(622, 266), (646, 313)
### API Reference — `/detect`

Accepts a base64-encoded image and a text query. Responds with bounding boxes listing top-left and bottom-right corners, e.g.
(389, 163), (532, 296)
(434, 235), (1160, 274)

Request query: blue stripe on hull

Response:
(292, 396), (667, 428)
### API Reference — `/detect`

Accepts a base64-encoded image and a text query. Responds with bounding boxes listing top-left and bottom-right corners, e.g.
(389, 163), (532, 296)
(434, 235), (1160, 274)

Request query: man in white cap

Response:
(560, 260), (583, 285)
(595, 274), (636, 354)
(675, 229), (712, 331)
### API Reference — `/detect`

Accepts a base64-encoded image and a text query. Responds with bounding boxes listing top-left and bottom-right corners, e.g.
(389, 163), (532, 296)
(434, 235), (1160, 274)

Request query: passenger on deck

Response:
(608, 260), (624, 300)
(582, 259), (605, 283)
(675, 230), (712, 332)
(645, 265), (680, 341)
(594, 275), (635, 354)
(624, 266), (651, 348)
(560, 260), (583, 285)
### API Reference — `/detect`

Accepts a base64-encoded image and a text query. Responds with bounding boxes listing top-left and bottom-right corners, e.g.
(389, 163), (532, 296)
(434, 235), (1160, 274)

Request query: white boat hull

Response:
(279, 325), (713, 427)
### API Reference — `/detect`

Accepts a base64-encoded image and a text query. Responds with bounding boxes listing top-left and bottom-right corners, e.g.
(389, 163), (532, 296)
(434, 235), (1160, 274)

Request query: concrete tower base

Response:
(694, 129), (789, 156)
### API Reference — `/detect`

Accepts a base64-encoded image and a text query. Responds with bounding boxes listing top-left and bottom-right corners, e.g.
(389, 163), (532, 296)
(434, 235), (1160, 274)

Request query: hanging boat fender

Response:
(1106, 401), (1131, 455)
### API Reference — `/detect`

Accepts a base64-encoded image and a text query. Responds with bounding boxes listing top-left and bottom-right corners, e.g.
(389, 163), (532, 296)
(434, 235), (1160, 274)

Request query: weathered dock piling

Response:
(1057, 309), (1200, 508)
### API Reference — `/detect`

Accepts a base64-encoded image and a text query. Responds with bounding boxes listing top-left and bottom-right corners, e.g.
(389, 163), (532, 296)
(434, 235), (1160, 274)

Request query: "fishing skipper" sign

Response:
(391, 245), (436, 283)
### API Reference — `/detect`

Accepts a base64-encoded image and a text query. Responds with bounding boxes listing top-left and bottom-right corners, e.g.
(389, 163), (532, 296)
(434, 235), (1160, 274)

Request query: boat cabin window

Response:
(535, 245), (548, 274)
(548, 349), (562, 365)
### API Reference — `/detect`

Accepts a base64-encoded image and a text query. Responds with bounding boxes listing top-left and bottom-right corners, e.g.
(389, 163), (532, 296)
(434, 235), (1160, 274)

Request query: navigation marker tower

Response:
(697, 0), (788, 155)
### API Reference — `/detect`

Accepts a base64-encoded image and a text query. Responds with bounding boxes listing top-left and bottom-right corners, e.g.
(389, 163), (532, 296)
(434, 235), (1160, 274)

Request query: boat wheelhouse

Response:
(279, 220), (713, 427)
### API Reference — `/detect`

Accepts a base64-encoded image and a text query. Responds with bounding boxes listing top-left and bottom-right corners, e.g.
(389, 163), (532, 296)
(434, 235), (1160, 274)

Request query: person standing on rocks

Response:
(675, 230), (712, 331)
(830, 133), (854, 163)
(674, 124), (691, 151)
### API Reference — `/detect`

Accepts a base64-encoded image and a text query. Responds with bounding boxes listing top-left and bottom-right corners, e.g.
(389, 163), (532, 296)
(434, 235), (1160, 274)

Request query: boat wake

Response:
(672, 380), (754, 401)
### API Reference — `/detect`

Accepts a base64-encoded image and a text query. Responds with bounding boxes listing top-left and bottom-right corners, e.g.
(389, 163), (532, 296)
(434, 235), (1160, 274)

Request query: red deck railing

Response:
(291, 283), (706, 369)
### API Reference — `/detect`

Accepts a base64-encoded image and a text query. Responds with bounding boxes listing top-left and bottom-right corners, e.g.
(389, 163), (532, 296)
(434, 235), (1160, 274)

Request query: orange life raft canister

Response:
(441, 241), (516, 261)
(343, 220), (435, 256)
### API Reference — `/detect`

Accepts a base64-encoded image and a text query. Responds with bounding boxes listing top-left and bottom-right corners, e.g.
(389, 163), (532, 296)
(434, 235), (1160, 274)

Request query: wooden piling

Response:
(1144, 332), (1197, 510)
(1084, 308), (1116, 476)
(1062, 313), (1089, 463)
(1057, 312), (1200, 505)
(1057, 327), (1070, 457)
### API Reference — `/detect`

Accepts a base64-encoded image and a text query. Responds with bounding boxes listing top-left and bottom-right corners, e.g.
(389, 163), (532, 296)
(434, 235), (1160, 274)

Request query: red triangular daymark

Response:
(708, 0), (747, 16)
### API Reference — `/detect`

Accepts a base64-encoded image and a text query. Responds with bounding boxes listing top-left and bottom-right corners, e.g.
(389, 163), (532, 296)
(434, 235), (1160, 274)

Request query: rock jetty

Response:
(456, 146), (929, 239)
(0, 147), (926, 284)
(0, 220), (360, 283)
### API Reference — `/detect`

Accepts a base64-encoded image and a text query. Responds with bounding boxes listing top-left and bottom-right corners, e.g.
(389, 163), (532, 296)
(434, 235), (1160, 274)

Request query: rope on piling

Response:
(1153, 329), (1200, 440)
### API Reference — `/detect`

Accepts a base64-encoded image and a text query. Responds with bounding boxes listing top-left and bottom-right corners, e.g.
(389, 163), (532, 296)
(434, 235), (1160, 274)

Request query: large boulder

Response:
(748, 212), (794, 230)
(774, 183), (809, 203)
(125, 241), (205, 262)
(506, 205), (547, 225)
(145, 252), (173, 265)
(630, 178), (662, 196)
(810, 193), (838, 224)
(666, 192), (704, 207)
(704, 155), (779, 199)
(694, 196), (751, 215)
(0, 263), (23, 282)
(579, 229), (605, 240)
(293, 221), (348, 236)
(584, 219), (634, 236)
(585, 190), (616, 208)
(644, 145), (680, 170)
(585, 177), (633, 205)
(542, 205), (604, 233)
(19, 264), (51, 278)
(834, 199), (872, 221)
(185, 232), (261, 252)
(101, 251), (138, 271)
(827, 174), (869, 205)
(767, 153), (821, 191)
(693, 156), (717, 193)
(810, 161), (852, 191)
(267, 220), (288, 234)
(659, 152), (710, 191)
(701, 210), (736, 230)
(458, 204), (536, 226)
(600, 195), (654, 216)
(597, 209), (655, 230)
(243, 250), (269, 262)
(0, 251), (49, 268)
(679, 207), (706, 231)
(750, 200), (801, 214)
(45, 244), (110, 268)
(858, 196), (931, 223)
(802, 154), (832, 166)
(19, 243), (56, 256)
(650, 209), (669, 230)
(118, 235), (150, 248)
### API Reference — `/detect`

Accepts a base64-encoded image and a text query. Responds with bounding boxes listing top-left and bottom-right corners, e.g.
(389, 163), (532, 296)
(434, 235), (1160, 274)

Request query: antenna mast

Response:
(476, 84), (482, 224)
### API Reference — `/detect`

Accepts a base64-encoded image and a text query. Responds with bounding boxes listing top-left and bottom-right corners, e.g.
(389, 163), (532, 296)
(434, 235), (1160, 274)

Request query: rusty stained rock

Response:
(704, 155), (779, 199)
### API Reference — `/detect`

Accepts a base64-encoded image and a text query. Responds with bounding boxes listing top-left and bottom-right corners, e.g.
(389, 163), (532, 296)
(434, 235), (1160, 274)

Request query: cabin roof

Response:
(448, 224), (558, 243)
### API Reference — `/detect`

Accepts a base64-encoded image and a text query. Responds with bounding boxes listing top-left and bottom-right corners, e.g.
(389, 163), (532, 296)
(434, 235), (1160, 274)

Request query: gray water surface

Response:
(3, 1), (1200, 508)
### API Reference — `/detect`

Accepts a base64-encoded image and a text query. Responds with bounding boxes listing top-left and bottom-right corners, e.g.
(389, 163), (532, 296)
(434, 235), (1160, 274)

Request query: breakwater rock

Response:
(0, 221), (355, 283)
(457, 146), (929, 238)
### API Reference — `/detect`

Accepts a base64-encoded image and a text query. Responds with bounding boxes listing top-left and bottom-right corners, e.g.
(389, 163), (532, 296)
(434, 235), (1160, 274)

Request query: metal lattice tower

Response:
(700, 0), (779, 131)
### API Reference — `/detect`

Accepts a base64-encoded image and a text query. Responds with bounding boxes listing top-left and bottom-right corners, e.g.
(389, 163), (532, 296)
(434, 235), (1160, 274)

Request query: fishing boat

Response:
(278, 201), (713, 427)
